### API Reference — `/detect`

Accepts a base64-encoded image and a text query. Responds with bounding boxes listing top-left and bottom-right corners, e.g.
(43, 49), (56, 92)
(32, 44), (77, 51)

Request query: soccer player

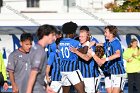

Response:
(70, 26), (100, 93)
(26, 24), (57, 93)
(89, 25), (126, 93)
(7, 33), (33, 93)
(59, 22), (85, 93)
(46, 31), (63, 93)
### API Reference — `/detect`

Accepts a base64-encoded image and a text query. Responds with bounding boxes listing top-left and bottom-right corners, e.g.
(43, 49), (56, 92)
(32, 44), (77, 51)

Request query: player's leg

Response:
(112, 75), (124, 93)
(74, 81), (85, 93)
(68, 70), (85, 93)
(83, 77), (95, 93)
(94, 75), (101, 93)
(62, 86), (70, 93)
(61, 72), (72, 93)
(104, 76), (112, 93)
(50, 81), (62, 93)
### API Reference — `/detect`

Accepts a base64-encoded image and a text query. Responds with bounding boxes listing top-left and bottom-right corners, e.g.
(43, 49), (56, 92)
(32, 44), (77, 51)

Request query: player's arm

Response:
(101, 50), (120, 63)
(77, 46), (88, 54)
(88, 49), (104, 66)
(70, 46), (92, 61)
(92, 49), (121, 66)
(106, 42), (122, 61)
(26, 70), (38, 93)
(8, 71), (18, 93)
(46, 52), (55, 83)
(7, 54), (18, 93)
(46, 65), (51, 83)
(26, 48), (43, 93)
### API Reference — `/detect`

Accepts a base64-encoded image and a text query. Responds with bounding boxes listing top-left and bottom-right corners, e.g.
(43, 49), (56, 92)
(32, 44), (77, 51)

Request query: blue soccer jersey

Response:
(46, 42), (56, 55)
(58, 38), (81, 72)
(47, 51), (61, 81)
(90, 36), (99, 52)
(78, 45), (100, 78)
(90, 36), (99, 43)
(78, 59), (100, 78)
(103, 38), (125, 75)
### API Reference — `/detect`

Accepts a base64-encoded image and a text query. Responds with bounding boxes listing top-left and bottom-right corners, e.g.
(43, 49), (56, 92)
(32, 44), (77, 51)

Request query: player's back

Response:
(59, 38), (80, 61)
(59, 38), (81, 72)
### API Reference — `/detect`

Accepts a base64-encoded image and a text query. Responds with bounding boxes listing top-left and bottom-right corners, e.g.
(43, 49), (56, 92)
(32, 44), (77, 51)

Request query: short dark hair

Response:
(80, 26), (89, 31)
(105, 25), (118, 37)
(36, 24), (57, 40)
(56, 30), (62, 35)
(20, 33), (33, 42)
(62, 21), (78, 34)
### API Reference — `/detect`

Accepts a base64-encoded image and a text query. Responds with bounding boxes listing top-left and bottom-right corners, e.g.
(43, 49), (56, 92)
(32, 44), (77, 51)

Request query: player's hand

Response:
(89, 41), (96, 48)
(3, 82), (9, 91)
(87, 48), (93, 55)
(46, 76), (51, 83)
(46, 85), (55, 93)
(101, 58), (106, 65)
(70, 47), (77, 53)
(12, 83), (19, 93)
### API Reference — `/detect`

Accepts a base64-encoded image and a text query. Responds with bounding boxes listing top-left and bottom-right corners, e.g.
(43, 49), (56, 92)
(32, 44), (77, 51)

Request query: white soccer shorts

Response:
(61, 70), (84, 86)
(83, 77), (95, 93)
(105, 74), (125, 90)
(50, 81), (63, 93)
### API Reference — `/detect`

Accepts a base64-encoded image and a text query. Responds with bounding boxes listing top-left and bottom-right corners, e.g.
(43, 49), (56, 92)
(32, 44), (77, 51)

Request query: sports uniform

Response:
(59, 38), (83, 86)
(29, 44), (47, 93)
(103, 38), (125, 89)
(7, 49), (30, 93)
(47, 50), (62, 93)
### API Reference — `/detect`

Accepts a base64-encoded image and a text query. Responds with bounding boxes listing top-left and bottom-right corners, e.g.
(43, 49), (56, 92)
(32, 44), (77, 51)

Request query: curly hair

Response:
(62, 21), (78, 34)
(95, 46), (104, 58)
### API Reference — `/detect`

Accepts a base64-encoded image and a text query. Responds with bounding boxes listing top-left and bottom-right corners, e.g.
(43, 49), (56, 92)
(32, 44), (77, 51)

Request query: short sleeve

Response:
(7, 53), (15, 72)
(47, 52), (55, 66)
(112, 40), (122, 52)
(76, 40), (81, 49)
(91, 37), (99, 43)
(31, 48), (44, 71)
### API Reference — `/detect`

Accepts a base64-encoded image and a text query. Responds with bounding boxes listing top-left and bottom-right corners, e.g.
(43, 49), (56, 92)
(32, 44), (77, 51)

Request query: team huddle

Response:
(6, 22), (126, 93)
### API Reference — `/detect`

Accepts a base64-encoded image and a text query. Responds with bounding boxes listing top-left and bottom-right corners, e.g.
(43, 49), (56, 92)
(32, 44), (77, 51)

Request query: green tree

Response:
(113, 0), (140, 12)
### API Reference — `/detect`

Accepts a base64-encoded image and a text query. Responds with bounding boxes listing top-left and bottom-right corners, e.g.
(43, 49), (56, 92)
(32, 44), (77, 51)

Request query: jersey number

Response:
(60, 47), (70, 58)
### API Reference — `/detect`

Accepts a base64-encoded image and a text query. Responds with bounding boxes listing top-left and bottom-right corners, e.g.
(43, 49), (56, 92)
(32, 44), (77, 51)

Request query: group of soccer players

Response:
(6, 22), (126, 93)
(46, 22), (126, 93)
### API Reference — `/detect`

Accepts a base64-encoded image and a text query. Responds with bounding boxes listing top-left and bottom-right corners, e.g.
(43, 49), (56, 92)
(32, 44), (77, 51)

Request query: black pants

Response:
(128, 73), (140, 93)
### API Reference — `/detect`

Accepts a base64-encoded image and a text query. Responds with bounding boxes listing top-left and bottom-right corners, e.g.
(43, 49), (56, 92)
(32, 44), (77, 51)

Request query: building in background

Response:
(0, 0), (139, 26)
(0, 0), (116, 13)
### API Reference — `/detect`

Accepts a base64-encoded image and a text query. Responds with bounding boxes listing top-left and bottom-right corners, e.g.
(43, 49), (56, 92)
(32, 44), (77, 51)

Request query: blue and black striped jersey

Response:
(78, 42), (100, 78)
(59, 38), (81, 72)
(47, 51), (61, 81)
(103, 38), (125, 75)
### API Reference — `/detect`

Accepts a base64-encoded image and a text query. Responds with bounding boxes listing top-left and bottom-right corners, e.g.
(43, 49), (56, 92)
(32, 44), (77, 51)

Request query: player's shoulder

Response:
(30, 44), (44, 55)
(72, 39), (80, 43)
(32, 44), (43, 50)
(90, 36), (99, 43)
(112, 38), (121, 45)
(9, 49), (19, 56)
(49, 52), (56, 56)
